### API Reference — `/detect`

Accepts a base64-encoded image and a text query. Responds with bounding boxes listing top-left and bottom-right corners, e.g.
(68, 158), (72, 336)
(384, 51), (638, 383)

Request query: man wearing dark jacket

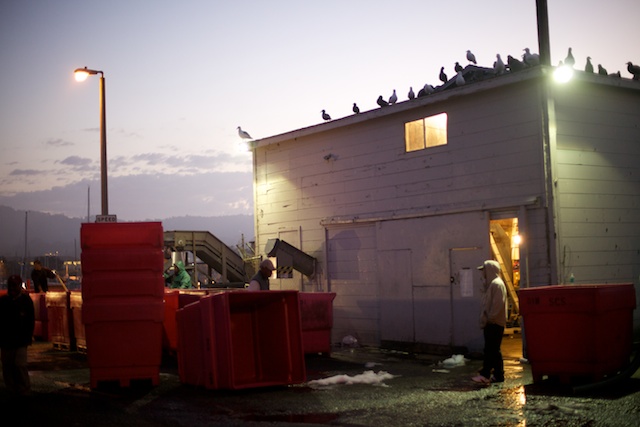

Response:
(30, 259), (55, 293)
(0, 275), (35, 395)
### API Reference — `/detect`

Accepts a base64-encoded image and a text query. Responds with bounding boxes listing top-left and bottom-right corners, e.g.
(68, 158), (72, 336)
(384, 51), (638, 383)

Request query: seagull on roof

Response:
(598, 64), (608, 76)
(585, 57), (594, 73)
(627, 62), (640, 80)
(494, 54), (505, 75)
(507, 55), (525, 72)
(322, 110), (331, 120)
(352, 103), (360, 114)
(388, 89), (398, 105)
(237, 126), (252, 140)
(454, 62), (463, 73)
(466, 50), (477, 64)
(439, 67), (448, 84)
(376, 95), (389, 107)
(564, 47), (575, 68)
(455, 70), (465, 86)
(523, 48), (540, 67)
(408, 87), (415, 100)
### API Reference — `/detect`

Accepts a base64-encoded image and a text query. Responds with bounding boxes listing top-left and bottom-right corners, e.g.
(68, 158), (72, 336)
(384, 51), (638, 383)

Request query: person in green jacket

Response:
(164, 260), (193, 289)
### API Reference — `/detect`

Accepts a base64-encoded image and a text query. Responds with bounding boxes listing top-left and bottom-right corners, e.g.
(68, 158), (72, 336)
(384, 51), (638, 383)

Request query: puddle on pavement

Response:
(239, 412), (339, 424)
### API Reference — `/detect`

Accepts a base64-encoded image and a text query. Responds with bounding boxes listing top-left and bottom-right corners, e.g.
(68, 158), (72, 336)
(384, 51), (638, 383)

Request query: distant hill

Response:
(0, 205), (254, 260)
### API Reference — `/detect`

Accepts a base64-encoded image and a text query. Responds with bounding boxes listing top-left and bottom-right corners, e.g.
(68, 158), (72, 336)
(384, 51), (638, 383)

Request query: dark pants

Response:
(480, 323), (504, 379)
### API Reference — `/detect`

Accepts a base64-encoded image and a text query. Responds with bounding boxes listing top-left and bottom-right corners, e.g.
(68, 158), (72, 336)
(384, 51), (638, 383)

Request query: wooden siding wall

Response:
(254, 79), (553, 346)
(552, 82), (640, 286)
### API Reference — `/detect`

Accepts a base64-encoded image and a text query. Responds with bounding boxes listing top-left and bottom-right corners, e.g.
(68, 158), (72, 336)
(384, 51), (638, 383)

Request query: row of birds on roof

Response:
(237, 49), (640, 139)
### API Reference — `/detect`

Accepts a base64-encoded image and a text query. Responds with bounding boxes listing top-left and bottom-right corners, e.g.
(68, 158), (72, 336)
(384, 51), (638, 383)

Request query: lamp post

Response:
(74, 66), (109, 216)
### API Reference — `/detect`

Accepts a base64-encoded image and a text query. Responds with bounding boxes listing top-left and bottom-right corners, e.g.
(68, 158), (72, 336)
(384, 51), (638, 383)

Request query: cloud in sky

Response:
(0, 171), (253, 221)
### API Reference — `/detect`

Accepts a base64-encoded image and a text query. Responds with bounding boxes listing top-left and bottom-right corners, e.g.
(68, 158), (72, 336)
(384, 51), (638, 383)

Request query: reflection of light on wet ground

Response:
(499, 385), (527, 426)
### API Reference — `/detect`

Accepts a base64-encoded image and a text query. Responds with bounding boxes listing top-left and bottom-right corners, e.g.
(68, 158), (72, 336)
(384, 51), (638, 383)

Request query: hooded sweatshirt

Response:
(479, 260), (507, 328)
(167, 260), (193, 289)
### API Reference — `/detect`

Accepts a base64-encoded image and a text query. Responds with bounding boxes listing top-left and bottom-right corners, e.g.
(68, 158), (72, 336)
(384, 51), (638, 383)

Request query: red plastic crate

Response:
(81, 269), (165, 301)
(163, 290), (210, 352)
(519, 283), (636, 383)
(176, 300), (208, 387)
(83, 300), (164, 388)
(299, 292), (336, 354)
(80, 222), (164, 249)
(70, 291), (86, 351)
(46, 291), (73, 350)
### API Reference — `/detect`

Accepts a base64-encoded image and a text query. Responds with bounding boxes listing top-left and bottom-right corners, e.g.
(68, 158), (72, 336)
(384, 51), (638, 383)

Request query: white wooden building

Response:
(250, 66), (640, 353)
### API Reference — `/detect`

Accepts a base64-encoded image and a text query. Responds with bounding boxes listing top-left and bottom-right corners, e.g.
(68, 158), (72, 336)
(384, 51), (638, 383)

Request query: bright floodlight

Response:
(553, 65), (574, 83)
(74, 67), (101, 82)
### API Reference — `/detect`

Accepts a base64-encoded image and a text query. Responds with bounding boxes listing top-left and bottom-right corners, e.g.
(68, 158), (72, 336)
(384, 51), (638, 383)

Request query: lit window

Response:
(405, 112), (448, 152)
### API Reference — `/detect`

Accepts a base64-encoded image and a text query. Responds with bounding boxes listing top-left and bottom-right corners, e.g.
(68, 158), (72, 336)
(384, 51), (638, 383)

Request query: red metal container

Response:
(83, 300), (164, 388)
(177, 291), (306, 390)
(299, 292), (336, 354)
(46, 291), (73, 350)
(519, 283), (636, 383)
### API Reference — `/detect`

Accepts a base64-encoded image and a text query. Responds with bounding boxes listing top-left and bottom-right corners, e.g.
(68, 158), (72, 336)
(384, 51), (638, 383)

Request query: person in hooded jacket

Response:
(472, 260), (507, 384)
(0, 274), (35, 395)
(164, 260), (193, 289)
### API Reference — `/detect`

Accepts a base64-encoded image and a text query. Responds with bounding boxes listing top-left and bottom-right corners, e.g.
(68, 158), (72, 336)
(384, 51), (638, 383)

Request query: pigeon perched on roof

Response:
(454, 62), (463, 72)
(523, 48), (540, 67)
(466, 50), (477, 64)
(376, 96), (389, 107)
(352, 103), (360, 114)
(322, 110), (331, 121)
(494, 54), (505, 75)
(507, 55), (525, 72)
(408, 87), (415, 100)
(237, 126), (252, 140)
(455, 70), (465, 86)
(388, 89), (398, 105)
(598, 64), (608, 76)
(417, 83), (435, 98)
(610, 71), (621, 79)
(627, 62), (640, 80)
(439, 67), (448, 84)
(585, 57), (594, 73)
(564, 47), (575, 68)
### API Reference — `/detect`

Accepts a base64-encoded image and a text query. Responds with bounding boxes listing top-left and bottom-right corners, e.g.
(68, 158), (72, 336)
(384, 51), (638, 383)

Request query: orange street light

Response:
(74, 67), (109, 216)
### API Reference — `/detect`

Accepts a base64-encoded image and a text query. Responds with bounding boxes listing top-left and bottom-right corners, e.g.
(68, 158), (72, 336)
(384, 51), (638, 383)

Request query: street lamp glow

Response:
(74, 66), (109, 216)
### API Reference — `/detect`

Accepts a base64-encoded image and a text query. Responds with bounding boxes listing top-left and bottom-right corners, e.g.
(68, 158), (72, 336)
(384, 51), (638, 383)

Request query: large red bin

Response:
(299, 292), (336, 354)
(83, 299), (164, 388)
(519, 283), (636, 383)
(46, 291), (73, 350)
(163, 289), (211, 353)
(177, 291), (306, 390)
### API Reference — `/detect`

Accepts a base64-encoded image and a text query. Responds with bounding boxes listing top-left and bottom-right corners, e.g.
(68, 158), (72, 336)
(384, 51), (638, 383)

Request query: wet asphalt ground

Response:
(1, 331), (639, 426)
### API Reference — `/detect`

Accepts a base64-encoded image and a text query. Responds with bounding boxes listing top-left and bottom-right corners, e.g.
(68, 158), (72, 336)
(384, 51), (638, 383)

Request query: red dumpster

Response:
(299, 292), (336, 354)
(519, 283), (636, 384)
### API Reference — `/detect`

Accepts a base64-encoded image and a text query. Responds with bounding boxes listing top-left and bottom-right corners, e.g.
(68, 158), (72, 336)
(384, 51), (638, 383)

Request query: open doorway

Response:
(489, 218), (521, 327)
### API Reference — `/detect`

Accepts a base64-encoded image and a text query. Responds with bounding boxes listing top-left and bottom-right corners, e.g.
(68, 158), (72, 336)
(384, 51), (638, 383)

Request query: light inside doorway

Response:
(489, 217), (521, 326)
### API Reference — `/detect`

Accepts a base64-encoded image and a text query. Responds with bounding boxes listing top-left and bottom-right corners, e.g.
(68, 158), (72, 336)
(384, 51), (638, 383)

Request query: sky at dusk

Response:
(1, 0), (639, 221)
